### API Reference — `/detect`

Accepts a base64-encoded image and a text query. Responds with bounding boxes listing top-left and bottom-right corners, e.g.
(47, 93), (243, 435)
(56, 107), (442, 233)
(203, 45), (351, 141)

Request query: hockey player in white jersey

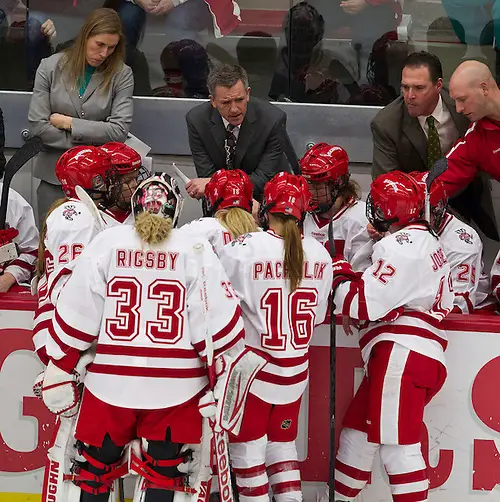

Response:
(331, 171), (453, 502)
(300, 143), (372, 271)
(491, 249), (500, 306)
(218, 172), (333, 502)
(0, 179), (38, 292)
(180, 169), (258, 255)
(412, 171), (485, 314)
(40, 173), (244, 502)
(33, 143), (146, 365)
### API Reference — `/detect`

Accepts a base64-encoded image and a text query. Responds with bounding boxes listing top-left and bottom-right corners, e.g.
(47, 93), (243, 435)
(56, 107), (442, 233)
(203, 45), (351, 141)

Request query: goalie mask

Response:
(205, 169), (253, 216)
(366, 171), (425, 233)
(300, 143), (349, 214)
(259, 172), (312, 229)
(132, 174), (184, 227)
(411, 171), (448, 232)
(100, 142), (150, 211)
(55, 146), (118, 208)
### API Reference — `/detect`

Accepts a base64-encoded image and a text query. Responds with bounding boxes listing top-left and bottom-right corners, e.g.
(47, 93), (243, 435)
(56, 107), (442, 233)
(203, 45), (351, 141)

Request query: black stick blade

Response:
(427, 157), (448, 191)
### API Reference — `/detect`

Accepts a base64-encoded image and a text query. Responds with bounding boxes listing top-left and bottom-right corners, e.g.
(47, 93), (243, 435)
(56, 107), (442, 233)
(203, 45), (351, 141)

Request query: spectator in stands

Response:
(0, 1), (55, 90)
(0, 106), (5, 177)
(152, 39), (210, 98)
(371, 51), (498, 241)
(185, 64), (288, 213)
(28, 8), (133, 226)
(441, 0), (500, 80)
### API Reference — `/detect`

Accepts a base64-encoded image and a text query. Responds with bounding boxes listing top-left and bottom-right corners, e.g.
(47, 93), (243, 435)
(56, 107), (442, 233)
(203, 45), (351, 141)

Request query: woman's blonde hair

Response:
(61, 8), (125, 93)
(339, 178), (362, 202)
(36, 198), (69, 278)
(135, 212), (173, 245)
(270, 213), (304, 292)
(216, 207), (258, 239)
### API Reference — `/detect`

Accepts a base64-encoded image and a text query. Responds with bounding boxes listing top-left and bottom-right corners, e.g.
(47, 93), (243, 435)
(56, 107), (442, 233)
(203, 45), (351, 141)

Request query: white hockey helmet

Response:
(131, 173), (184, 227)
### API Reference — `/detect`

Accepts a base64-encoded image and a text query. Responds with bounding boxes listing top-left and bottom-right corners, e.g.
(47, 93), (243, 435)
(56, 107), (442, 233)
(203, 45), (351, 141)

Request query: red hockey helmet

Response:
(411, 171), (448, 230)
(261, 172), (312, 222)
(366, 171), (425, 233)
(55, 146), (114, 199)
(205, 169), (253, 215)
(300, 143), (349, 213)
(99, 142), (142, 174)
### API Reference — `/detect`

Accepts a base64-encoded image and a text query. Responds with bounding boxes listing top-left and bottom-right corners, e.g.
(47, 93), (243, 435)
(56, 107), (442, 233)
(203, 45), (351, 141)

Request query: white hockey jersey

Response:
(47, 226), (244, 410)
(218, 230), (333, 405)
(33, 199), (131, 364)
(491, 248), (500, 303)
(302, 198), (372, 272)
(437, 212), (483, 313)
(180, 217), (234, 256)
(0, 182), (38, 285)
(334, 223), (453, 366)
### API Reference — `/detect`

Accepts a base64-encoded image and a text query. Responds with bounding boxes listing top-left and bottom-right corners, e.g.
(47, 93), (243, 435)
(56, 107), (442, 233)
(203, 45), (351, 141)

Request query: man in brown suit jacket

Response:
(371, 51), (498, 241)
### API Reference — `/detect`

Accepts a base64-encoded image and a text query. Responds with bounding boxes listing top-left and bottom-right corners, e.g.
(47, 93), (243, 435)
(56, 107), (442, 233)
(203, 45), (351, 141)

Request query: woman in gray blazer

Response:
(28, 8), (134, 225)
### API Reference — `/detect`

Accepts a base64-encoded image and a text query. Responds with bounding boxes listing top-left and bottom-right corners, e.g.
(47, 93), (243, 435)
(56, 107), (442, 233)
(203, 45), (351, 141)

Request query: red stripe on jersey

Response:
(35, 303), (54, 317)
(388, 469), (427, 485)
(336, 460), (372, 481)
(360, 324), (447, 352)
(26, 249), (39, 257)
(402, 311), (446, 329)
(193, 306), (242, 353)
(266, 354), (308, 368)
(342, 281), (358, 318)
(267, 460), (300, 477)
(88, 364), (208, 379)
(48, 266), (72, 297)
(271, 481), (301, 494)
(97, 343), (200, 359)
(454, 292), (474, 314)
(213, 329), (244, 359)
(237, 484), (269, 497)
(33, 319), (51, 336)
(36, 346), (50, 366)
(9, 259), (35, 271)
(54, 309), (96, 344)
(48, 321), (76, 354)
(232, 464), (266, 477)
(357, 280), (369, 319)
(257, 368), (308, 385)
(492, 275), (500, 291)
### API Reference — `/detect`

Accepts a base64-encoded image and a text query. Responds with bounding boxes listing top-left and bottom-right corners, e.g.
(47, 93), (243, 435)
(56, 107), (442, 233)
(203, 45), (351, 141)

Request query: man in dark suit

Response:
(186, 64), (287, 213)
(0, 106), (5, 178)
(371, 51), (498, 240)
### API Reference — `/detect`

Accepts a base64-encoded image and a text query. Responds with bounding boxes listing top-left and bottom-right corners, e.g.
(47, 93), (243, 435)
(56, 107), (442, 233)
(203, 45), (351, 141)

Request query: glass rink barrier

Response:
(0, 291), (499, 501)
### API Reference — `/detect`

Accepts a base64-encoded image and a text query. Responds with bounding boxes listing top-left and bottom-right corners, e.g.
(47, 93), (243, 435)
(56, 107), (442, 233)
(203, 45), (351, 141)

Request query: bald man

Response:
(440, 61), (500, 197)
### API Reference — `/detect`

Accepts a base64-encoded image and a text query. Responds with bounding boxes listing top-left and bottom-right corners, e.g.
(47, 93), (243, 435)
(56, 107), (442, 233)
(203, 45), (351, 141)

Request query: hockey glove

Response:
(0, 228), (18, 245)
(32, 371), (44, 400)
(0, 228), (19, 265)
(332, 258), (359, 290)
(42, 360), (80, 418)
(198, 390), (217, 419)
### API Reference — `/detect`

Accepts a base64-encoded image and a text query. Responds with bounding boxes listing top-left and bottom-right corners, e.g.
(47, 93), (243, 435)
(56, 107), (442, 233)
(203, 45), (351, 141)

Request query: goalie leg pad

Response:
(74, 434), (125, 501)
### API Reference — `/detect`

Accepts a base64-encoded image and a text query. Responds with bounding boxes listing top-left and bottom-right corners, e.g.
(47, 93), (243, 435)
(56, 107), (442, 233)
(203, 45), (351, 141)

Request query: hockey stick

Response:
(425, 158), (448, 222)
(75, 186), (106, 232)
(327, 219), (337, 502)
(194, 242), (234, 502)
(0, 136), (43, 229)
(173, 163), (192, 186)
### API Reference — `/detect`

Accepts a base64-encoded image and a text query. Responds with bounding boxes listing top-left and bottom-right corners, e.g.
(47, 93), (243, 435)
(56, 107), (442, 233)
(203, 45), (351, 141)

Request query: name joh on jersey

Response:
(431, 248), (448, 272)
(253, 260), (328, 281)
(116, 249), (179, 270)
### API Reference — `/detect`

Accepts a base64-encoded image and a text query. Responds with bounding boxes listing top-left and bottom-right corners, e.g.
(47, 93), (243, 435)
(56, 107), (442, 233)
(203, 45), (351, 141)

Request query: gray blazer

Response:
(186, 98), (288, 201)
(28, 52), (134, 185)
(371, 91), (498, 240)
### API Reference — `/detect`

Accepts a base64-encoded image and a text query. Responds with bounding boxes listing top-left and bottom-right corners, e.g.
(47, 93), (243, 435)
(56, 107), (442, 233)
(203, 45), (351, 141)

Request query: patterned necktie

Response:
(225, 123), (237, 170)
(426, 115), (442, 168)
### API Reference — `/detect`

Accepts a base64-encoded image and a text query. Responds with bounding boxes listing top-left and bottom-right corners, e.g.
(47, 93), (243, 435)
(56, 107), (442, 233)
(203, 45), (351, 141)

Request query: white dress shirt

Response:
(222, 117), (241, 142)
(417, 94), (460, 155)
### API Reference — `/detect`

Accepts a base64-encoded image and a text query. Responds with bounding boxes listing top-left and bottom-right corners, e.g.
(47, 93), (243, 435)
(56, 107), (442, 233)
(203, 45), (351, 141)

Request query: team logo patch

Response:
(62, 204), (79, 221)
(456, 228), (473, 244)
(231, 233), (252, 246)
(395, 232), (412, 245)
(281, 419), (292, 430)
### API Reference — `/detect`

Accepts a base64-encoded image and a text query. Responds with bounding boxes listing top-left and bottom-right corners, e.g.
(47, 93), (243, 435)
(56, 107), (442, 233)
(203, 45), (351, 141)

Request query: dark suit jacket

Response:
(186, 98), (288, 201)
(0, 107), (5, 179)
(371, 92), (498, 240)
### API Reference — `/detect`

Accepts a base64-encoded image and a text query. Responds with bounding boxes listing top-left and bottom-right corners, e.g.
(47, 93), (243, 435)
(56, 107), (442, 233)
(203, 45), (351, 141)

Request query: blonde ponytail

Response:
(36, 198), (69, 278)
(134, 211), (173, 245)
(272, 213), (304, 292)
(216, 207), (259, 239)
